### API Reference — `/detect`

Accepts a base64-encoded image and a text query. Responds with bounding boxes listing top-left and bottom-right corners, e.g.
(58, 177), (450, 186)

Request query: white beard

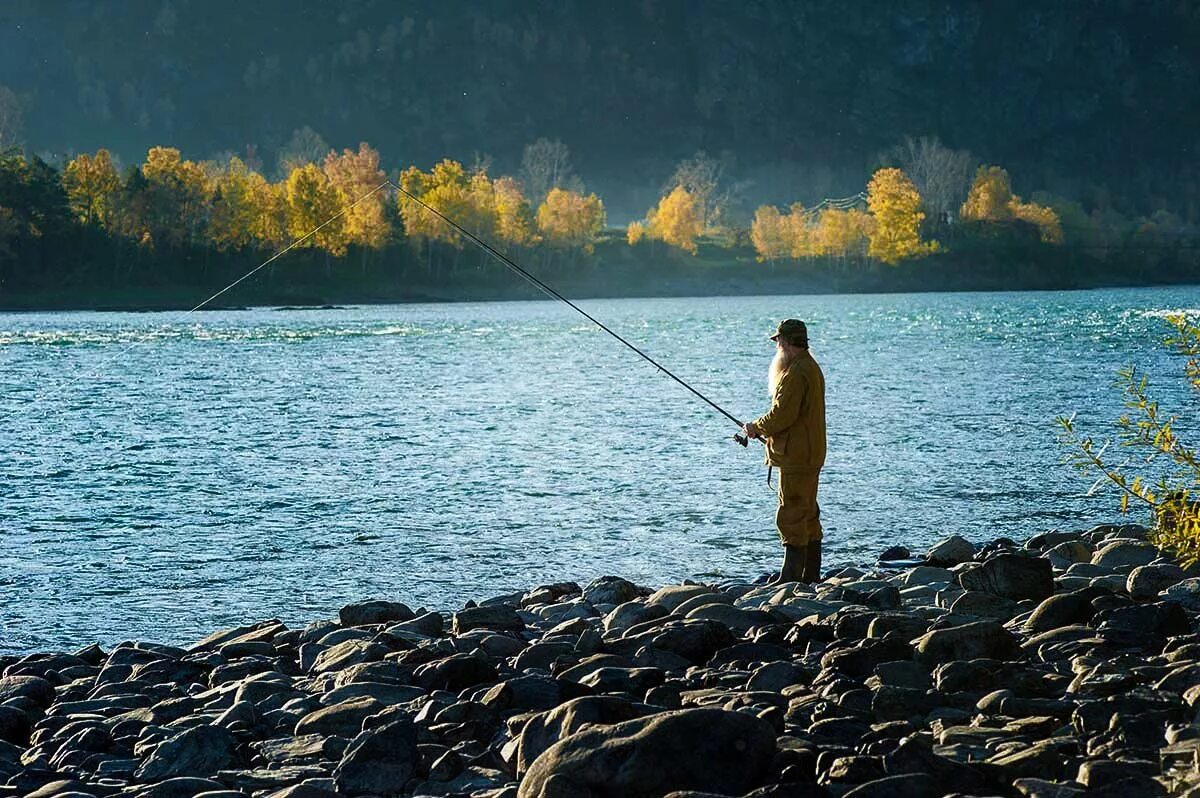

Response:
(768, 348), (792, 396)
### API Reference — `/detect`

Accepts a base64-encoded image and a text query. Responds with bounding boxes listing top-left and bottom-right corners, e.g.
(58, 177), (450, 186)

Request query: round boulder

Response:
(519, 708), (776, 798)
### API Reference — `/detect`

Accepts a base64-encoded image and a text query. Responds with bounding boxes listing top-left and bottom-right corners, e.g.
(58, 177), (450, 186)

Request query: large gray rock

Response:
(583, 576), (643, 606)
(310, 639), (387, 674)
(1161, 578), (1200, 612)
(516, 696), (654, 776)
(0, 676), (55, 708)
(646, 585), (715, 612)
(1091, 540), (1160, 570)
(913, 621), (1020, 667)
(926, 535), (976, 566)
(135, 725), (240, 781)
(451, 605), (524, 634)
(1046, 540), (1094, 570)
(1127, 563), (1184, 600)
(518, 708), (775, 798)
(339, 600), (414, 626)
(949, 590), (1018, 620)
(1024, 589), (1100, 634)
(957, 554), (1053, 601)
(603, 602), (666, 635)
(333, 718), (418, 796)
(843, 773), (940, 798)
(294, 696), (383, 738)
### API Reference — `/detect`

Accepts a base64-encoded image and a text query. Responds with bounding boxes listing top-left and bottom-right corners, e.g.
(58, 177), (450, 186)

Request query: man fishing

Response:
(742, 319), (827, 584)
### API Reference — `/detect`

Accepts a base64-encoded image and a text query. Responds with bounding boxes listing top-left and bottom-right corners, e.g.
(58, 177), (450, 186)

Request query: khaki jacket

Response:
(754, 350), (826, 469)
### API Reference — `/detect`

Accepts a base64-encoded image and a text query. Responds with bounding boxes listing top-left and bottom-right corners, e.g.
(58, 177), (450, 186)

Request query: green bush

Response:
(1057, 315), (1200, 563)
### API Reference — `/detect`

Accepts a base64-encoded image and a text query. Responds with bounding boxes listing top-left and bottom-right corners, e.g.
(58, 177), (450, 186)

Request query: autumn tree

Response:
(208, 156), (278, 251)
(62, 149), (121, 227)
(646, 185), (703, 254)
(785, 204), (819, 258)
(960, 166), (1014, 222)
(890, 136), (974, 222)
(962, 165), (1063, 244)
(750, 204), (826, 261)
(398, 159), (497, 249)
(627, 220), (647, 246)
(750, 205), (790, 261)
(136, 146), (212, 247)
(813, 207), (871, 257)
(665, 151), (732, 231)
(536, 188), (605, 252)
(1010, 198), (1064, 244)
(323, 142), (389, 249)
(866, 167), (936, 264)
(492, 176), (534, 246)
(285, 162), (347, 256)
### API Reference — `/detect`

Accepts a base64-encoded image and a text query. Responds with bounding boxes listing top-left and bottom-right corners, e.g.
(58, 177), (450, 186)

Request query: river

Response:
(1, 286), (1196, 652)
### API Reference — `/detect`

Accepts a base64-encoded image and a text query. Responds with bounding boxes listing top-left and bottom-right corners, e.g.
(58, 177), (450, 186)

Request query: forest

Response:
(0, 133), (1196, 309)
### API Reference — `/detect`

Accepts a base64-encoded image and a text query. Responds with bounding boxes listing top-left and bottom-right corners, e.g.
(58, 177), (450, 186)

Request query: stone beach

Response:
(5, 523), (1200, 797)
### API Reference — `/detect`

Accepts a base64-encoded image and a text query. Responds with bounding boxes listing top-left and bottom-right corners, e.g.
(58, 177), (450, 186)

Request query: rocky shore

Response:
(4, 523), (1200, 797)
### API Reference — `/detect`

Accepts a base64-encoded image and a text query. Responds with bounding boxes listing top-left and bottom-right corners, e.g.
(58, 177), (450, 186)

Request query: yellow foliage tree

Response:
(646, 185), (703, 254)
(962, 165), (1062, 243)
(139, 146), (212, 246)
(866, 167), (936, 264)
(398, 160), (495, 249)
(208, 157), (258, 251)
(285, 163), (348, 256)
(246, 172), (287, 248)
(960, 165), (1014, 222)
(785, 204), (819, 258)
(750, 205), (791, 261)
(1010, 198), (1064, 244)
(627, 220), (647, 246)
(323, 142), (389, 249)
(62, 149), (120, 227)
(536, 188), (605, 253)
(814, 207), (871, 257)
(492, 176), (534, 246)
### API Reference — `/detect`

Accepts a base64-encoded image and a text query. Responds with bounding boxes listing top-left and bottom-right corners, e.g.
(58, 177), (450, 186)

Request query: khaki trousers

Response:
(775, 468), (823, 547)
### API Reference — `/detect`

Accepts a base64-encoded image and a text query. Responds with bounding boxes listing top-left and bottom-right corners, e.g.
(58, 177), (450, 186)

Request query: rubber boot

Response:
(802, 540), (822, 584)
(770, 543), (807, 584)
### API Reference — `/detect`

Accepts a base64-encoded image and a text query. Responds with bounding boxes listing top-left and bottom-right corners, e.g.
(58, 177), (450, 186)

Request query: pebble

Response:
(5, 521), (1200, 796)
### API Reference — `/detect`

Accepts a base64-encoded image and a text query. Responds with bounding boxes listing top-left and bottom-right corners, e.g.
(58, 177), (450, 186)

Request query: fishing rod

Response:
(389, 179), (753, 447)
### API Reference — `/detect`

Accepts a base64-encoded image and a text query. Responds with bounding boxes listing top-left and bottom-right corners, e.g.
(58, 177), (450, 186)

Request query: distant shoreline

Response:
(3, 253), (1198, 313)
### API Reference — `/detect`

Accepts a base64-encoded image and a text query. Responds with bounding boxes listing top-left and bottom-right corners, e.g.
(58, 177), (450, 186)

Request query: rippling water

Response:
(2, 287), (1197, 652)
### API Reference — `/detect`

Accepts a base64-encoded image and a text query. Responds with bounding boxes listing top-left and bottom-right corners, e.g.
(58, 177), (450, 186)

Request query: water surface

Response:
(2, 287), (1197, 652)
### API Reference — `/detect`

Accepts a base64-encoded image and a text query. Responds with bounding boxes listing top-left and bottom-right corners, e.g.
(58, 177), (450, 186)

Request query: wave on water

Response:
(1125, 308), (1200, 320)
(0, 324), (429, 346)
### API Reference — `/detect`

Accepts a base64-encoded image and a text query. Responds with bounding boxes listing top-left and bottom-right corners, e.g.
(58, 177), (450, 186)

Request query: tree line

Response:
(0, 135), (1196, 299)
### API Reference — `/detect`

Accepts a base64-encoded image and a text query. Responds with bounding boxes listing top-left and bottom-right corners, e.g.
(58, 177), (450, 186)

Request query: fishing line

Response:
(9, 181), (393, 414)
(389, 180), (750, 436)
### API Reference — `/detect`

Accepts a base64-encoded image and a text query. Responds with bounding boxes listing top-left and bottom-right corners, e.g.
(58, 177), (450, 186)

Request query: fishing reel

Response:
(733, 433), (749, 447)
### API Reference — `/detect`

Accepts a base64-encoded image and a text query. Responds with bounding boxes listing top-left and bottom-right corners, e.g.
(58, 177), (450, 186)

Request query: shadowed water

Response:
(2, 287), (1197, 652)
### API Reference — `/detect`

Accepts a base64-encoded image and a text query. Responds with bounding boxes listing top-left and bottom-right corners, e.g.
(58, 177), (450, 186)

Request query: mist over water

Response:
(2, 286), (1197, 653)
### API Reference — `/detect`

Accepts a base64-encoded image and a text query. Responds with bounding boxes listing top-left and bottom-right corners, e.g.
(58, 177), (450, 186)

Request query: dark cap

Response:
(769, 318), (808, 343)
